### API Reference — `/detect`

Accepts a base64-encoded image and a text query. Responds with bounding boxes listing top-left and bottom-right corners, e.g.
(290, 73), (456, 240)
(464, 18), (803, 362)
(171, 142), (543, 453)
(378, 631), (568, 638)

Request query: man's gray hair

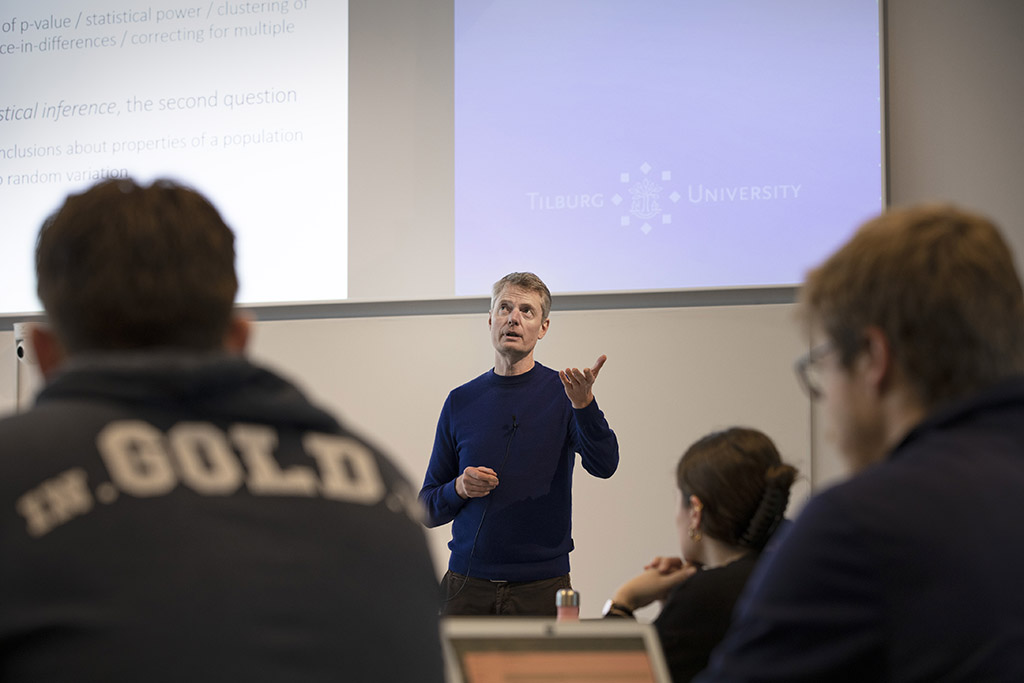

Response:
(491, 272), (552, 320)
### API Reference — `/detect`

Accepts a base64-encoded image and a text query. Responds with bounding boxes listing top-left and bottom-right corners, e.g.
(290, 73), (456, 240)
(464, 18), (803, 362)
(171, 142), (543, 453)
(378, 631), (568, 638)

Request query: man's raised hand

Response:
(559, 354), (607, 409)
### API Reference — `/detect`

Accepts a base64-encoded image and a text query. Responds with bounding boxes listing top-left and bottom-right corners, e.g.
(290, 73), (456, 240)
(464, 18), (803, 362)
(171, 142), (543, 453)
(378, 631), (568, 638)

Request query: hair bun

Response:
(738, 465), (797, 550)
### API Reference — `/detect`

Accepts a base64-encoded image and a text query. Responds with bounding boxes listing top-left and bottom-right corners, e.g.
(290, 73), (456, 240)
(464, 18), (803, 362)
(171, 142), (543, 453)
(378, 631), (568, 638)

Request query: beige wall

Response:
(244, 304), (811, 621)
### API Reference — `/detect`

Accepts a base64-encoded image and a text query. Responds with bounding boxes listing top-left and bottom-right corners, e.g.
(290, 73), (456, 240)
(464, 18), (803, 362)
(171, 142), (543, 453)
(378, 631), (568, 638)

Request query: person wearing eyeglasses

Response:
(603, 427), (798, 683)
(696, 204), (1024, 682)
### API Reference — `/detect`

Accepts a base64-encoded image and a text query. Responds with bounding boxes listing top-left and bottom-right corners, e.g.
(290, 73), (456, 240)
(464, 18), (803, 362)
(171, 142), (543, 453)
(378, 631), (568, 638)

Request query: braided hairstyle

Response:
(676, 427), (798, 552)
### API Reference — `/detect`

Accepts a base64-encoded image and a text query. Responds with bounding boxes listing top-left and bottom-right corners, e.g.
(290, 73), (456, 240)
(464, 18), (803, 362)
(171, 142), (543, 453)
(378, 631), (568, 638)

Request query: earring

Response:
(689, 526), (702, 542)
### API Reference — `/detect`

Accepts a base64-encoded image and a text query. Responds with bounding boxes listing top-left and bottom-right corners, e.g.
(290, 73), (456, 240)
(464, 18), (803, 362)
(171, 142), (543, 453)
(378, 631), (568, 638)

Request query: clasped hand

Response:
(456, 466), (499, 499)
(612, 556), (699, 611)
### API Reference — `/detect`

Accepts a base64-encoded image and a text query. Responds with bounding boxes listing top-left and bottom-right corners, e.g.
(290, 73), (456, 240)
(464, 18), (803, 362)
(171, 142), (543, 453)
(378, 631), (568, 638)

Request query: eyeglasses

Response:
(794, 341), (837, 400)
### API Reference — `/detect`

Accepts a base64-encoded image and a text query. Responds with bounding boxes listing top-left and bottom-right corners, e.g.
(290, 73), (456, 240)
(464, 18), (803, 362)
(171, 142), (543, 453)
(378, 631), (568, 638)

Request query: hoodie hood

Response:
(35, 351), (341, 434)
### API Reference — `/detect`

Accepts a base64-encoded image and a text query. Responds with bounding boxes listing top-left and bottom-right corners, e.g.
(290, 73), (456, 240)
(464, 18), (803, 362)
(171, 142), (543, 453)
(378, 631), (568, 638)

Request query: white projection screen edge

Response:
(0, 0), (884, 318)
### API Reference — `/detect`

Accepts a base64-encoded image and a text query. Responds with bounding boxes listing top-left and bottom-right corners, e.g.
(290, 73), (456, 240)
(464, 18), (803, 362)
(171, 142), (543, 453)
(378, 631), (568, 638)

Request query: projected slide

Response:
(0, 0), (348, 314)
(454, 0), (883, 296)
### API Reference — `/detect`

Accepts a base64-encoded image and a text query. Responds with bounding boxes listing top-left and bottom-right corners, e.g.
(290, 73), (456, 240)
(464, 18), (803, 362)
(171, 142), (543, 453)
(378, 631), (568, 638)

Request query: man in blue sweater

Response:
(419, 272), (619, 616)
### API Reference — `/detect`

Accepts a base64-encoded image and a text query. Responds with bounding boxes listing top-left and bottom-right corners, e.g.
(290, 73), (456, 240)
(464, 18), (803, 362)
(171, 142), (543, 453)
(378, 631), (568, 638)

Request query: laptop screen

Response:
(441, 617), (672, 683)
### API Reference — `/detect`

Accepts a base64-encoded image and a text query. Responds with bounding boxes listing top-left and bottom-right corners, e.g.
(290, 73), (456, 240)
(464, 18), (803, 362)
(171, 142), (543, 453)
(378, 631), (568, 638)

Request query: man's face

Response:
(817, 338), (889, 473)
(489, 285), (549, 361)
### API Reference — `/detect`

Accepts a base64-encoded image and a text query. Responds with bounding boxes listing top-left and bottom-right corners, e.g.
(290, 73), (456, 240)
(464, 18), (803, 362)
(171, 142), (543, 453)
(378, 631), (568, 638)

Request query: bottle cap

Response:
(555, 588), (579, 608)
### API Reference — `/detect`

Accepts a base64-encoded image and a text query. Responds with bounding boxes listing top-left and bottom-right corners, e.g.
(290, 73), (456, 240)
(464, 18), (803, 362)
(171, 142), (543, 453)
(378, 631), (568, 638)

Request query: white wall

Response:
(243, 304), (811, 621)
(2, 0), (1022, 619)
(5, 304), (810, 622)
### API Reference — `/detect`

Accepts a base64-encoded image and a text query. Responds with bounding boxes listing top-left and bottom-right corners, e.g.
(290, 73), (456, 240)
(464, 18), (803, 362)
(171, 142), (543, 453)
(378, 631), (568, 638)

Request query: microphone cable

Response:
(443, 415), (518, 606)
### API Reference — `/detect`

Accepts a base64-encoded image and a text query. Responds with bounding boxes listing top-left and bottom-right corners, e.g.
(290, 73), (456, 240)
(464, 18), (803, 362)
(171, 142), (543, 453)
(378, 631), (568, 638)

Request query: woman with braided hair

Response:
(603, 427), (798, 682)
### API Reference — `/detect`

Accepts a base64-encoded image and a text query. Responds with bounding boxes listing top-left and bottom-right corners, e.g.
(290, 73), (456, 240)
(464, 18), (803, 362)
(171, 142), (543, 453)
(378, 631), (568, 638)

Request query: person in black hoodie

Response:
(0, 177), (444, 683)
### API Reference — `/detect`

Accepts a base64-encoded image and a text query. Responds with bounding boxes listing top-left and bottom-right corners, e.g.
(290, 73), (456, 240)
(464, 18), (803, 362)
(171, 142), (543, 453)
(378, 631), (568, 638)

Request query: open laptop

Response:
(441, 616), (673, 683)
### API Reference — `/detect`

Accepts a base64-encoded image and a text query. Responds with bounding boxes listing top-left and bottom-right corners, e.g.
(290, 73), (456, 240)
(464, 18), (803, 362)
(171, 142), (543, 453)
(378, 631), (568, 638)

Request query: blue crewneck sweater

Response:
(419, 362), (619, 581)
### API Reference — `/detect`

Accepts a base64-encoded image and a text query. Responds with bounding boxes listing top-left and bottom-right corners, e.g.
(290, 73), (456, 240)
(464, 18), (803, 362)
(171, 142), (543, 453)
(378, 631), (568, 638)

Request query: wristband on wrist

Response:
(601, 599), (635, 618)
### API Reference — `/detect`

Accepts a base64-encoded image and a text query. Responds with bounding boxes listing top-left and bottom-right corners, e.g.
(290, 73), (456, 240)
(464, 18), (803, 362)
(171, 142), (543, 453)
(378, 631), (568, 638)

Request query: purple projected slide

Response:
(454, 0), (883, 296)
